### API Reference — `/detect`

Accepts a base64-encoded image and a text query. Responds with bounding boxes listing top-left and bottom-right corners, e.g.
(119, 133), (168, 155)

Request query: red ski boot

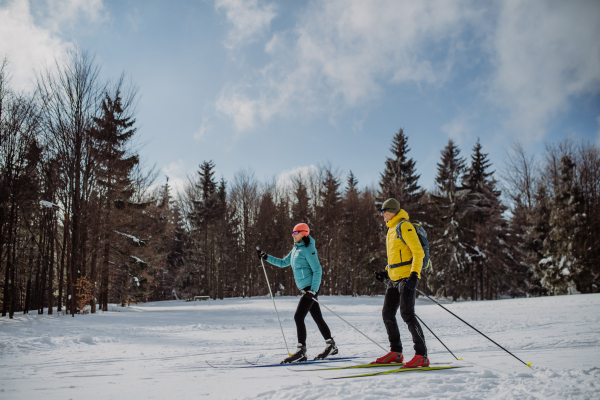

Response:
(370, 351), (404, 364)
(403, 354), (430, 368)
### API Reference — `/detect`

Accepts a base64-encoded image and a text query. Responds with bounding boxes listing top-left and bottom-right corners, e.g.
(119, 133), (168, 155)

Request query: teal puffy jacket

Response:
(266, 236), (322, 292)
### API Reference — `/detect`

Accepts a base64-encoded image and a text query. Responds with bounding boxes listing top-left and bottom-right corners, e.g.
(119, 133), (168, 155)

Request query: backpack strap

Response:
(395, 219), (412, 245)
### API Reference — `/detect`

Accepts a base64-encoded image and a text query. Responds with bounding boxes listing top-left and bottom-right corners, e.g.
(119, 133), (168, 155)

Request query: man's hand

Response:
(303, 290), (316, 301)
(256, 249), (267, 260)
(404, 272), (419, 291)
(375, 270), (389, 283)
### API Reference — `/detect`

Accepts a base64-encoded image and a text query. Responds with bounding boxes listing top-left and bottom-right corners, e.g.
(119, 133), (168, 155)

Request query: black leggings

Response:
(294, 288), (332, 345)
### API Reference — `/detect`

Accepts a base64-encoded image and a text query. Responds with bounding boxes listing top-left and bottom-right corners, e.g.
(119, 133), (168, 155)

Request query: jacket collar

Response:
(386, 209), (409, 228)
(294, 235), (315, 248)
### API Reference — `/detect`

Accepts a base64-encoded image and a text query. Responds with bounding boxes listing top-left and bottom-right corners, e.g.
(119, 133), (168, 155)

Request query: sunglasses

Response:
(293, 230), (307, 235)
(381, 208), (394, 214)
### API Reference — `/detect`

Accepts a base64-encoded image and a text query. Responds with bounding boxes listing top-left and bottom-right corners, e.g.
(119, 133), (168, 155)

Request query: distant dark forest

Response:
(1, 50), (599, 318)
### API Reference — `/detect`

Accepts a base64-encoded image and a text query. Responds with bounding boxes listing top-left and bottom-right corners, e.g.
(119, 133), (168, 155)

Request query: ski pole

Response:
(415, 314), (461, 361)
(417, 289), (532, 367)
(310, 297), (387, 353)
(257, 247), (291, 356)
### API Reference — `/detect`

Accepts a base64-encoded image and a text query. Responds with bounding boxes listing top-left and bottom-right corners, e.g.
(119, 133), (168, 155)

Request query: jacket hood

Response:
(386, 209), (409, 228)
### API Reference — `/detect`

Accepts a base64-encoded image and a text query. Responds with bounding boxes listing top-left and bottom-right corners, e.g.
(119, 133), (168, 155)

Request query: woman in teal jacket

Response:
(257, 223), (337, 364)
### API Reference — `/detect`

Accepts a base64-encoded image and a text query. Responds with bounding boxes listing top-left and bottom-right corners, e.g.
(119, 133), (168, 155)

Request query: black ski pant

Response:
(295, 287), (332, 346)
(382, 278), (427, 356)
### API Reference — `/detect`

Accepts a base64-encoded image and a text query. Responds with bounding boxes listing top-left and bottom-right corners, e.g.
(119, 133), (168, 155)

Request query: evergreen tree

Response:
(291, 176), (311, 224)
(428, 140), (472, 299)
(254, 187), (279, 295)
(379, 128), (421, 211)
(340, 171), (360, 295)
(435, 139), (466, 200)
(315, 168), (341, 294)
(190, 160), (220, 298)
(89, 87), (139, 311)
(462, 138), (516, 300)
(539, 155), (584, 294)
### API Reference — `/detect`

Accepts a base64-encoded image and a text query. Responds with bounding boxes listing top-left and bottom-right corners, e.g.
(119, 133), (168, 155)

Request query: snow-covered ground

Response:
(1, 293), (599, 399)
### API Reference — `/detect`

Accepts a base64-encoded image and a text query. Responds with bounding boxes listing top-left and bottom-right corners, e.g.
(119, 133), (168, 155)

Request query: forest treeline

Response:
(1, 50), (599, 318)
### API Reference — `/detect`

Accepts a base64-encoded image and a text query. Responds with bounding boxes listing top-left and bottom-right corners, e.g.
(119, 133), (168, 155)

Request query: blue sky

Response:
(1, 0), (599, 194)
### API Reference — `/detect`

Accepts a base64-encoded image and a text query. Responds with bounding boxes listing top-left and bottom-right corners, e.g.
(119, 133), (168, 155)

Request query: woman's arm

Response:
(266, 250), (292, 268)
(305, 247), (322, 292)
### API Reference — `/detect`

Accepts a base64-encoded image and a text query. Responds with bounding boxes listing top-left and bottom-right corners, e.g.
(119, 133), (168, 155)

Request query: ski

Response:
(206, 356), (358, 369)
(323, 365), (467, 380)
(292, 361), (451, 372)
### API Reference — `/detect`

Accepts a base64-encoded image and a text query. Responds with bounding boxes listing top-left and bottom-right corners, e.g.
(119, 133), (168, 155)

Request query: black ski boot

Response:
(314, 338), (338, 360)
(281, 344), (307, 364)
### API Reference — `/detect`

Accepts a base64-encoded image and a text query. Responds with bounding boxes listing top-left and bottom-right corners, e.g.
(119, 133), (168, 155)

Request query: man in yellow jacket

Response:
(373, 198), (429, 368)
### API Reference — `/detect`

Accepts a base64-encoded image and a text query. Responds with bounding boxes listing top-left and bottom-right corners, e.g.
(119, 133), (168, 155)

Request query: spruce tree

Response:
(291, 177), (311, 224)
(90, 89), (139, 311)
(316, 168), (341, 294)
(539, 155), (584, 294)
(428, 140), (471, 299)
(379, 128), (421, 210)
(462, 138), (515, 300)
(191, 160), (219, 298)
(435, 139), (466, 200)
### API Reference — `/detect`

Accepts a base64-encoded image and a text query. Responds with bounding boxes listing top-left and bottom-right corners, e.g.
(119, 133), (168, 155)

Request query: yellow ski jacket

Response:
(385, 210), (425, 281)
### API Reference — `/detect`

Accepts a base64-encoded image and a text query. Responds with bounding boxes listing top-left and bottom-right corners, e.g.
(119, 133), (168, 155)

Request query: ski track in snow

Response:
(1, 294), (599, 399)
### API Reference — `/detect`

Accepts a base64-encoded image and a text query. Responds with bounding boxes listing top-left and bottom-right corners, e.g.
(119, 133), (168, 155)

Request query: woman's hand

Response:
(256, 249), (267, 260)
(303, 290), (316, 301)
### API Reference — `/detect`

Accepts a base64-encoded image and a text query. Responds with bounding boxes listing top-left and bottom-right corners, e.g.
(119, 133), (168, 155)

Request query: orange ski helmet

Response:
(293, 223), (310, 237)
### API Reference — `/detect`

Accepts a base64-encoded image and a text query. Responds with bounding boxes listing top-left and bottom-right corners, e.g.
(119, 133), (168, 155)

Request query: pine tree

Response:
(462, 138), (515, 300)
(291, 176), (311, 224)
(191, 160), (219, 298)
(435, 139), (466, 200)
(539, 155), (584, 294)
(379, 128), (421, 211)
(340, 171), (360, 295)
(254, 187), (279, 295)
(89, 87), (139, 311)
(315, 167), (341, 294)
(428, 140), (472, 299)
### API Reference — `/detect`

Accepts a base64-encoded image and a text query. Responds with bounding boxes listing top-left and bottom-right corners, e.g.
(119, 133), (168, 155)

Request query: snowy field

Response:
(1, 293), (599, 400)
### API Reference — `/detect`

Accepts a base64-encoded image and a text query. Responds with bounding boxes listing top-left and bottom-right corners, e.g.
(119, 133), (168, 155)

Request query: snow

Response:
(1, 294), (599, 399)
(539, 256), (553, 265)
(131, 256), (146, 265)
(114, 231), (143, 244)
(40, 200), (59, 209)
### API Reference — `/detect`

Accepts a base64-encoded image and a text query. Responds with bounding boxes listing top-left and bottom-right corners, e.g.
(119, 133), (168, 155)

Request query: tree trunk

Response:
(47, 215), (56, 314)
(2, 201), (16, 317)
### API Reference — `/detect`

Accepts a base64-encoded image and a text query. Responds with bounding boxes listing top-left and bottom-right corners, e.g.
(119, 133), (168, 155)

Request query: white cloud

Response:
(215, 89), (260, 132)
(216, 0), (475, 132)
(489, 0), (600, 141)
(0, 0), (106, 91)
(193, 117), (211, 141)
(37, 0), (106, 31)
(275, 165), (318, 192)
(442, 114), (473, 146)
(215, 0), (276, 49)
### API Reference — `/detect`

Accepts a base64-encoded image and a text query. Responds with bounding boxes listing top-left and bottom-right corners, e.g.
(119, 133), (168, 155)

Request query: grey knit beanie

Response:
(381, 198), (401, 214)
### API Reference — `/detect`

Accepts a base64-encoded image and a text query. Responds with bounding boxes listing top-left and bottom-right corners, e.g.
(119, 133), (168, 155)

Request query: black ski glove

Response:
(256, 249), (267, 260)
(375, 270), (389, 283)
(303, 290), (316, 301)
(404, 272), (419, 291)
